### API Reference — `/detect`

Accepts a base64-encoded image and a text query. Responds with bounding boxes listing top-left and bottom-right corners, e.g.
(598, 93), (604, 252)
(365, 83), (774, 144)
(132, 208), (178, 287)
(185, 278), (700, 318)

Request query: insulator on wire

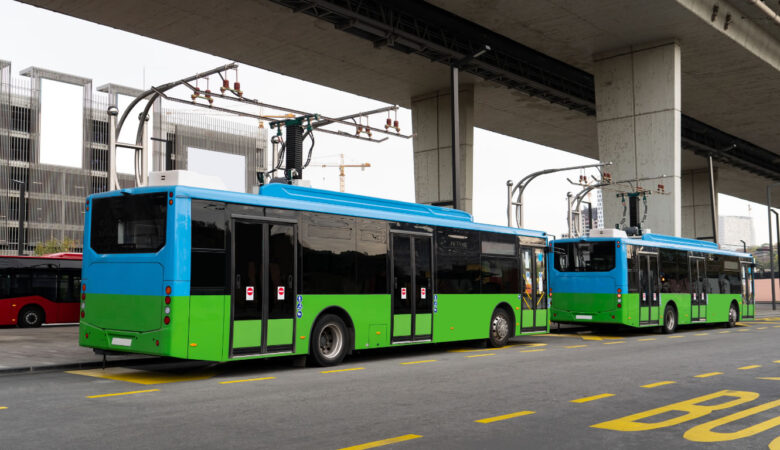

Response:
(394, 120), (400, 132)
(385, 117), (392, 130)
(234, 81), (242, 96)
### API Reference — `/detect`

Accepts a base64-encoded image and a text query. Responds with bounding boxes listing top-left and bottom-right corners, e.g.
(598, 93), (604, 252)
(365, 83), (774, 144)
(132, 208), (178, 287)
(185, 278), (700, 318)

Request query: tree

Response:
(34, 237), (77, 256)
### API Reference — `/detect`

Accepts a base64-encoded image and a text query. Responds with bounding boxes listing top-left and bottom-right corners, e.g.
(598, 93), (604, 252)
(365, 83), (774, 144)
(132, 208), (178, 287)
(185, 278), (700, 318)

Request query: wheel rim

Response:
(730, 306), (737, 324)
(492, 314), (509, 341)
(318, 323), (343, 360)
(666, 310), (675, 330)
(24, 312), (38, 325)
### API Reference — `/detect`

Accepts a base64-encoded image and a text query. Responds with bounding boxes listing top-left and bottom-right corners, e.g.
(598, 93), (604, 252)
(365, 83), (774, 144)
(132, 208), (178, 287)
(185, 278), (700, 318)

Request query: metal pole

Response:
(506, 180), (514, 227)
(708, 155), (719, 244)
(108, 106), (119, 191)
(450, 65), (460, 210)
(16, 181), (25, 256)
(768, 184), (778, 310)
(772, 209), (780, 311)
(739, 239), (746, 253)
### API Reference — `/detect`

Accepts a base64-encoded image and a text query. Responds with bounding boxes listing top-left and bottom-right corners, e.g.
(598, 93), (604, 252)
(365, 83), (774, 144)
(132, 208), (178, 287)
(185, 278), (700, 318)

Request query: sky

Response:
(0, 0), (773, 246)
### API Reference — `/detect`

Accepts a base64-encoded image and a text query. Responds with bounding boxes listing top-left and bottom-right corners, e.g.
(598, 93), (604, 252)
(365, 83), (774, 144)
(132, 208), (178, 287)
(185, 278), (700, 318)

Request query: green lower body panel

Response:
(392, 314), (411, 337)
(415, 313), (432, 336)
(233, 320), (262, 348)
(267, 319), (293, 347)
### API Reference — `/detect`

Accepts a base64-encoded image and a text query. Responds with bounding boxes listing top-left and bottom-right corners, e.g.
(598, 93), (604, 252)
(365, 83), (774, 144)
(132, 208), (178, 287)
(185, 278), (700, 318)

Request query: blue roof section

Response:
(90, 184), (547, 238)
(553, 233), (751, 258)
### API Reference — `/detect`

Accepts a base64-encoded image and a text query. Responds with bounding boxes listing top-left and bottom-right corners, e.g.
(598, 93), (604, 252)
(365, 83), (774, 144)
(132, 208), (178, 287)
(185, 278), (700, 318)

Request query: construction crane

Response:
(321, 154), (371, 192)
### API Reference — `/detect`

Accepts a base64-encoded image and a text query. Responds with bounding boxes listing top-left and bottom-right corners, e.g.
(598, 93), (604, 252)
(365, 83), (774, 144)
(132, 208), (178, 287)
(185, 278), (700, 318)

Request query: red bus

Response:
(0, 253), (82, 327)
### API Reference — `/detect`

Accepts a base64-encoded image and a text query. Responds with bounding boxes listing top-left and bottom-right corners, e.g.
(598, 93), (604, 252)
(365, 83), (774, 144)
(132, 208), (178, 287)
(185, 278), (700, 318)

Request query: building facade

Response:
(0, 61), (267, 255)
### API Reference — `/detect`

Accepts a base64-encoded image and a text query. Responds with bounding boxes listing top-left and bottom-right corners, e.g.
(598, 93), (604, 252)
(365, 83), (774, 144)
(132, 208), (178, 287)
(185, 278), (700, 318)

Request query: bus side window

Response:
(0, 271), (10, 297)
(626, 246), (640, 293)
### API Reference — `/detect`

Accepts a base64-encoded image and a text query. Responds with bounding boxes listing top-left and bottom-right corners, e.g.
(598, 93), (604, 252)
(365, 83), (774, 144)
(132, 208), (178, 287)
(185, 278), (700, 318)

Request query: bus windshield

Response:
(90, 193), (167, 254)
(554, 241), (615, 272)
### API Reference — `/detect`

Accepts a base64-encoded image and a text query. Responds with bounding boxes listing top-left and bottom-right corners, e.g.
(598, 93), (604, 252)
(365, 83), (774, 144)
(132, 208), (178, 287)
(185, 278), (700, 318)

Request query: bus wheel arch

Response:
(488, 303), (514, 347)
(19, 304), (45, 328)
(726, 300), (739, 327)
(309, 307), (354, 366)
(661, 302), (677, 334)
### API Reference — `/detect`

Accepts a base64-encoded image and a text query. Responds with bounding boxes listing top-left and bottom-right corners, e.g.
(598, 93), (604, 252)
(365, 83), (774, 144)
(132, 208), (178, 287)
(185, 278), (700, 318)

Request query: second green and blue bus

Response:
(549, 231), (755, 333)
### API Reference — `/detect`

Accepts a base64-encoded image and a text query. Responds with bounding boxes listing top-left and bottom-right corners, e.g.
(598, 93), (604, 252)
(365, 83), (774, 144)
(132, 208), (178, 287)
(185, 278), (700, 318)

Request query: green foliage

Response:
(33, 237), (76, 256)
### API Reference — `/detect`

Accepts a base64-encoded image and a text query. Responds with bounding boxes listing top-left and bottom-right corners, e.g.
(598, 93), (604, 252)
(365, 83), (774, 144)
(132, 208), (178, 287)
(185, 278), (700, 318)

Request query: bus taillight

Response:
(164, 316), (170, 325)
(165, 296), (171, 305)
(617, 288), (622, 308)
(165, 286), (172, 295)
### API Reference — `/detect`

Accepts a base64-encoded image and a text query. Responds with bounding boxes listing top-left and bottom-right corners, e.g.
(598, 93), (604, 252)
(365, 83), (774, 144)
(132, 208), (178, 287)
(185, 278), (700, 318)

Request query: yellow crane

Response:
(321, 154), (371, 192)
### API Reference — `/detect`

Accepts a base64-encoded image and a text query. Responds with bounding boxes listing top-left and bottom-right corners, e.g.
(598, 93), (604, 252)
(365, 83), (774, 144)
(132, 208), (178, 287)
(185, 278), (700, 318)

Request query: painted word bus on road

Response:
(80, 183), (549, 365)
(549, 231), (755, 333)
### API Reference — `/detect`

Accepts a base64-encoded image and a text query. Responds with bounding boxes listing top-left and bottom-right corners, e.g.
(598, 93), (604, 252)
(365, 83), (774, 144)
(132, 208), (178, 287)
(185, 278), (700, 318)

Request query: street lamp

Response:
(11, 179), (26, 255)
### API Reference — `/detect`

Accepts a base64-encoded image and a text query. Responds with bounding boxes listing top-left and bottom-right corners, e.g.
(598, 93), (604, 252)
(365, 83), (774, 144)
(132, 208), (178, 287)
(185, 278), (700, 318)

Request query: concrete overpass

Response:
(18, 0), (780, 238)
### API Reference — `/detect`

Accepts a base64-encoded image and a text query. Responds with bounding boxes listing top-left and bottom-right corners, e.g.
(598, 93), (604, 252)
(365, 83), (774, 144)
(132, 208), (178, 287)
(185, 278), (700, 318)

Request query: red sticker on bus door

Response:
(277, 286), (285, 300)
(246, 286), (254, 301)
(421, 287), (426, 299)
(401, 287), (407, 299)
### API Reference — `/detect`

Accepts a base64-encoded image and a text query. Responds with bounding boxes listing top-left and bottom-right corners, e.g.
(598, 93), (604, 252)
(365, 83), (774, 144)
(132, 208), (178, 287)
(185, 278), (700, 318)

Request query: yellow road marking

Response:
(87, 389), (159, 399)
(0, 407), (7, 410)
(695, 372), (723, 378)
(475, 410), (535, 424)
(448, 344), (515, 353)
(757, 327), (768, 330)
(638, 338), (656, 341)
(321, 367), (365, 374)
(219, 376), (275, 384)
(603, 341), (625, 345)
(401, 360), (437, 365)
(641, 381), (677, 389)
(571, 393), (615, 403)
(667, 335), (685, 339)
(773, 325), (780, 328)
(581, 335), (624, 341)
(67, 368), (213, 385)
(339, 434), (422, 450)
(770, 435), (780, 450)
(466, 353), (495, 358)
(520, 349), (546, 353)
(694, 333), (709, 336)
(566, 345), (587, 349)
(738, 365), (761, 370)
(519, 343), (547, 348)
(718, 331), (730, 334)
(757, 377), (780, 381)
(737, 328), (750, 332)
(775, 360), (780, 363)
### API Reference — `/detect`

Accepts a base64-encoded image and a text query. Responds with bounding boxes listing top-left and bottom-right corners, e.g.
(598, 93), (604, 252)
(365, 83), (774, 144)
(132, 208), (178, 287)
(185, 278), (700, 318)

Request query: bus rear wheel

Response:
(662, 305), (677, 334)
(19, 306), (44, 328)
(311, 314), (348, 367)
(726, 303), (738, 328)
(488, 308), (511, 347)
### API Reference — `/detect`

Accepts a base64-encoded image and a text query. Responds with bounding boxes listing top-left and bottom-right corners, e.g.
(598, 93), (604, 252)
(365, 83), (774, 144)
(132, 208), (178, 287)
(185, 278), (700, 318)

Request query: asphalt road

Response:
(1, 319), (778, 449)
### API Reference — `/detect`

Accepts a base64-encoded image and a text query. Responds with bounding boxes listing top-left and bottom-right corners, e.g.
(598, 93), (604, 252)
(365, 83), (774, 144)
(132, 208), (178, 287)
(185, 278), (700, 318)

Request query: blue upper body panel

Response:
(83, 184), (547, 296)
(552, 234), (751, 259)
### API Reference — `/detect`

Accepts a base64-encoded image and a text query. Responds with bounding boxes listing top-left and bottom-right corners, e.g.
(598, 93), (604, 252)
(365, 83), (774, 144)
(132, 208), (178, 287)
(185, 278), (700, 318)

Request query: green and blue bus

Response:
(80, 182), (549, 365)
(549, 231), (755, 333)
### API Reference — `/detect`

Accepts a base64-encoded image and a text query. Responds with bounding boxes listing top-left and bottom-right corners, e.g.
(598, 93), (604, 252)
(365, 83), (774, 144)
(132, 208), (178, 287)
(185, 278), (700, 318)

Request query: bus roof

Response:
(552, 233), (751, 258)
(89, 184), (547, 238)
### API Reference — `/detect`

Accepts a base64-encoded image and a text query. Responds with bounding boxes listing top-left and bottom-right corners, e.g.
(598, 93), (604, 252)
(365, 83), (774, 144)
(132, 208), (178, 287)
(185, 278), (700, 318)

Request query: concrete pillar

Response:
(411, 86), (474, 213)
(681, 168), (718, 240)
(595, 42), (681, 236)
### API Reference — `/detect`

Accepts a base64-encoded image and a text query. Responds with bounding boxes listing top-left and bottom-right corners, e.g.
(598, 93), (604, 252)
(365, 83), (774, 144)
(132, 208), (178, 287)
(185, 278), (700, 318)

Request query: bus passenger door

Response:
(740, 263), (755, 319)
(638, 252), (659, 325)
(231, 219), (296, 357)
(391, 232), (433, 342)
(520, 248), (546, 332)
(689, 257), (705, 322)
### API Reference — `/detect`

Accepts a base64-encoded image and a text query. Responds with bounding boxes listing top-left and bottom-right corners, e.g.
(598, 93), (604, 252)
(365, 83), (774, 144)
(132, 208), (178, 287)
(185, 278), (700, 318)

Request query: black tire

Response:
(488, 308), (511, 347)
(18, 306), (44, 328)
(726, 302), (739, 328)
(662, 305), (677, 334)
(310, 314), (348, 367)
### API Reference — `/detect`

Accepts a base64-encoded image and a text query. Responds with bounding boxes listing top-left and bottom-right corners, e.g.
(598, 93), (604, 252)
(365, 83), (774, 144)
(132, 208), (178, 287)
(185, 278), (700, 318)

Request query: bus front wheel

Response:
(662, 305), (677, 334)
(726, 303), (738, 328)
(311, 314), (348, 367)
(19, 306), (44, 328)
(488, 308), (511, 347)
